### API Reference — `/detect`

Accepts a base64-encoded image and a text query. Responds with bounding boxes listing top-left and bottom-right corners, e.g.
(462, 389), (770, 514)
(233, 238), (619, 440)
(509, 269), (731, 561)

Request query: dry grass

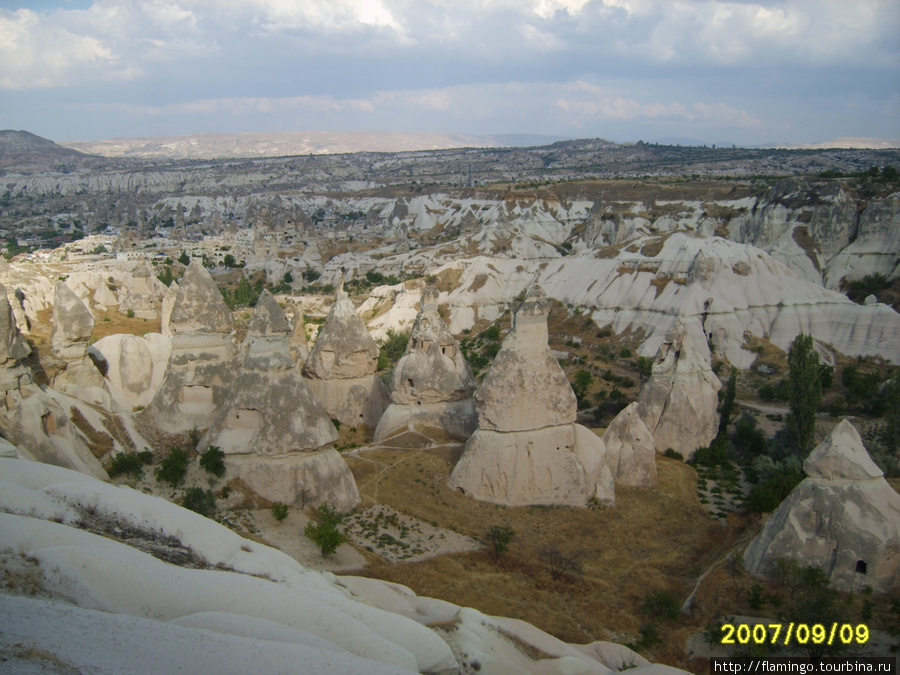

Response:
(346, 445), (752, 668)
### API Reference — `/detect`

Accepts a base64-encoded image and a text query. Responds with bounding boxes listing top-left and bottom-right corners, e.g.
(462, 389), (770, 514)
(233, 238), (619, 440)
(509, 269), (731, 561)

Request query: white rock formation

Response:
(198, 291), (357, 510)
(50, 281), (94, 360)
(602, 402), (658, 488)
(373, 286), (476, 441)
(302, 281), (389, 428)
(89, 332), (172, 410)
(743, 420), (900, 593)
(147, 261), (236, 434)
(449, 287), (614, 506)
(0, 282), (30, 390)
(636, 318), (722, 459)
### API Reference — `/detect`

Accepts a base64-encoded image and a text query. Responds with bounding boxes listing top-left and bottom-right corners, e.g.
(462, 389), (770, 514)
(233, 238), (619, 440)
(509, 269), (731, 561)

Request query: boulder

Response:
(0, 282), (30, 366)
(636, 318), (721, 459)
(374, 287), (476, 441)
(743, 420), (900, 593)
(450, 287), (614, 506)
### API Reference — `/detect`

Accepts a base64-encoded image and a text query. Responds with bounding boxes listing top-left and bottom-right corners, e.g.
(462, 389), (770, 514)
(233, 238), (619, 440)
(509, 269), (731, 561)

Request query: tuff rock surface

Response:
(374, 286), (476, 441)
(147, 261), (236, 434)
(450, 287), (614, 506)
(198, 291), (356, 510)
(636, 318), (721, 459)
(743, 420), (900, 593)
(602, 402), (658, 488)
(303, 282), (389, 427)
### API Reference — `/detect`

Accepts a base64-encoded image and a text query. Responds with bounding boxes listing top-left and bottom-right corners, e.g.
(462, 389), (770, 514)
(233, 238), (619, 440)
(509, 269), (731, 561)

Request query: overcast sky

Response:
(1, 0), (898, 146)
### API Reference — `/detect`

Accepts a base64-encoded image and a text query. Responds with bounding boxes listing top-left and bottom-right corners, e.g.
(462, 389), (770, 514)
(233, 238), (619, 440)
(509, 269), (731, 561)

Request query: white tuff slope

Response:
(0, 457), (685, 674)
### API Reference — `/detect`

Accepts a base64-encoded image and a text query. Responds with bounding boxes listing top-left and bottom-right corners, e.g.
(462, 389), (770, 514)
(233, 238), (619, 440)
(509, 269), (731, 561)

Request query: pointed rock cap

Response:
(804, 419), (883, 480)
(169, 261), (233, 334)
(247, 290), (291, 336)
(302, 284), (379, 379)
(421, 286), (440, 313)
(50, 282), (94, 359)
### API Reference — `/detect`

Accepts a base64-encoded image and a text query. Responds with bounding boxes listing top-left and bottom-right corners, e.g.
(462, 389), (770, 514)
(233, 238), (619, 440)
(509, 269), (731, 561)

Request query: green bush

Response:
(484, 524), (516, 563)
(155, 447), (190, 485)
(108, 451), (153, 478)
(182, 487), (216, 517)
(199, 446), (226, 478)
(376, 328), (409, 370)
(304, 503), (347, 557)
(641, 589), (680, 621)
(663, 448), (683, 461)
(271, 502), (289, 521)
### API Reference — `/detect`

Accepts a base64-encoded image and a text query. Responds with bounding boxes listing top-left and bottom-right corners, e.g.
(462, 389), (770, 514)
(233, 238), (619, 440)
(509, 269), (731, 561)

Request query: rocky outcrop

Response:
(289, 305), (310, 365)
(49, 282), (117, 410)
(302, 281), (389, 427)
(636, 318), (721, 459)
(602, 402), (657, 488)
(449, 287), (614, 506)
(743, 420), (900, 593)
(50, 281), (94, 361)
(0, 282), (30, 390)
(89, 333), (172, 410)
(198, 291), (357, 510)
(146, 261), (235, 434)
(117, 264), (167, 319)
(373, 287), (476, 441)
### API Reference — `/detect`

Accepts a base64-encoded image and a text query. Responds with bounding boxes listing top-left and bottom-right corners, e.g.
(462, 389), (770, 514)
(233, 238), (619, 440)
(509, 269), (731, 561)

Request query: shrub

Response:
(125, 308), (135, 318)
(271, 502), (289, 521)
(484, 524), (516, 563)
(108, 451), (152, 478)
(641, 589), (680, 621)
(663, 448), (683, 461)
(155, 447), (190, 485)
(619, 347), (632, 358)
(377, 328), (409, 370)
(182, 487), (216, 517)
(199, 446), (226, 478)
(304, 503), (347, 557)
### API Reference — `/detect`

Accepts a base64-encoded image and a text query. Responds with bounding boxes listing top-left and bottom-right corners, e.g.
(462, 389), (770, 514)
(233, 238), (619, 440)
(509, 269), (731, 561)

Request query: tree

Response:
(786, 334), (821, 457)
(222, 253), (236, 268)
(178, 251), (190, 266)
(572, 370), (593, 403)
(199, 446), (226, 478)
(155, 447), (190, 485)
(304, 503), (347, 557)
(716, 367), (738, 437)
(484, 524), (515, 563)
(882, 375), (900, 455)
(540, 545), (584, 580)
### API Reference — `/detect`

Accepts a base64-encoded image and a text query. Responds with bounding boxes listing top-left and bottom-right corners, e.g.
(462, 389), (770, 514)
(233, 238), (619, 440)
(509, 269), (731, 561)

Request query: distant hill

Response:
(0, 129), (102, 172)
(59, 131), (518, 160)
(772, 137), (900, 150)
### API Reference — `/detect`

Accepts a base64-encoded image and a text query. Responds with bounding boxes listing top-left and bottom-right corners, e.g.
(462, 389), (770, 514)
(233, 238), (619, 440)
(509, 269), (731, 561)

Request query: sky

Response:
(0, 0), (898, 146)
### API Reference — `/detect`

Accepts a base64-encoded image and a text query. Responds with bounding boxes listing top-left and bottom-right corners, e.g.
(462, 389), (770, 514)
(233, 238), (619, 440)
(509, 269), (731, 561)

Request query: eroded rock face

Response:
(743, 420), (900, 593)
(147, 263), (235, 434)
(198, 291), (354, 509)
(474, 290), (576, 432)
(302, 282), (388, 427)
(50, 282), (94, 360)
(0, 282), (29, 366)
(169, 261), (233, 335)
(602, 402), (657, 488)
(303, 283), (379, 380)
(89, 333), (172, 409)
(450, 287), (614, 506)
(374, 287), (476, 441)
(636, 318), (721, 459)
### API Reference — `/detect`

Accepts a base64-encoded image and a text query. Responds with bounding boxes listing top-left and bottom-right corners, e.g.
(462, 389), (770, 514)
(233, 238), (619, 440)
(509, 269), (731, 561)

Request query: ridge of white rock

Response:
(450, 287), (615, 506)
(0, 457), (686, 675)
(743, 420), (900, 593)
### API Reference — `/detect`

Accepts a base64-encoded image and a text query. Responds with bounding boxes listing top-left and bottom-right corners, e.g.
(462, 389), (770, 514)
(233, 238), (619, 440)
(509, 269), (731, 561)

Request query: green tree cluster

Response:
(304, 503), (347, 557)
